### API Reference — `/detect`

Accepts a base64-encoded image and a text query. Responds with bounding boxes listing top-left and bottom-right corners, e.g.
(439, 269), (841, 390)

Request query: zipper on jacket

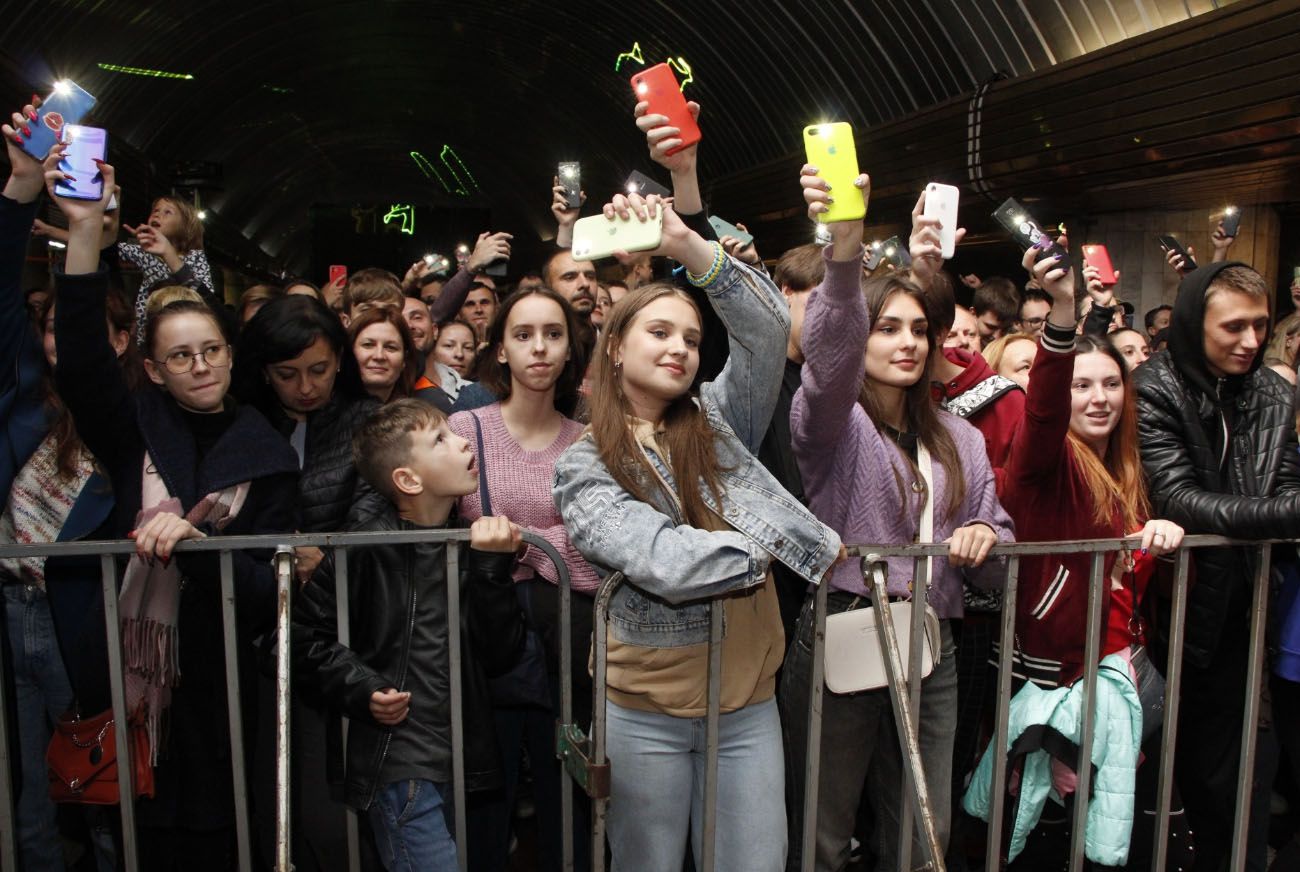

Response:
(362, 543), (420, 809)
(1215, 379), (1230, 476)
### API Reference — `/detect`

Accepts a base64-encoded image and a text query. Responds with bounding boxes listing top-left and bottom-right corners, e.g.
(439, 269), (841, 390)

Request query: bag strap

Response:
(917, 440), (935, 596)
(941, 374), (1020, 419)
(470, 413), (492, 517)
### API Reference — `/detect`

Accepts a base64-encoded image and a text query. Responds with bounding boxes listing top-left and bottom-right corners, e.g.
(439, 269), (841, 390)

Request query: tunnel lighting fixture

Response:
(615, 42), (646, 72)
(97, 63), (194, 80)
(383, 204), (416, 235)
(47, 239), (66, 249)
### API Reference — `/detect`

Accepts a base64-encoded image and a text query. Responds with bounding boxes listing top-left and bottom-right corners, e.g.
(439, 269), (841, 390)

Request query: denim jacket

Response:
(553, 255), (842, 647)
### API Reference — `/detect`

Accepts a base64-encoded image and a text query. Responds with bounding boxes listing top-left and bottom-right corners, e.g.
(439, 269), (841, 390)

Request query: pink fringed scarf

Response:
(120, 454), (248, 764)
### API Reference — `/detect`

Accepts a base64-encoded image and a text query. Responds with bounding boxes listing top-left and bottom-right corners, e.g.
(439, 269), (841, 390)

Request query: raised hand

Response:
(800, 163), (870, 261)
(634, 99), (701, 175)
(2, 96), (45, 203)
(719, 222), (760, 265)
(1022, 233), (1074, 320)
(908, 188), (966, 291)
(1082, 264), (1117, 306)
(599, 191), (715, 276)
(466, 231), (512, 274)
(1210, 221), (1235, 263)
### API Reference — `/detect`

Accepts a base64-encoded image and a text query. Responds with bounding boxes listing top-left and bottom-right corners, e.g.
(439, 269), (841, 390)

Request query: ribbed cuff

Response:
(1040, 321), (1076, 354)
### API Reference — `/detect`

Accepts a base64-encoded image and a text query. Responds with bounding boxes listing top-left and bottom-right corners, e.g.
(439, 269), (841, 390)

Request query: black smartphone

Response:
(1157, 235), (1198, 272)
(558, 162), (581, 209)
(625, 170), (671, 199)
(1220, 207), (1241, 238)
(484, 258), (508, 278)
(992, 198), (1068, 266)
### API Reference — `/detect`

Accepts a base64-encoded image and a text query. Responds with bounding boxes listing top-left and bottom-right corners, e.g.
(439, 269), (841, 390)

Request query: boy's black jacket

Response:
(292, 502), (525, 810)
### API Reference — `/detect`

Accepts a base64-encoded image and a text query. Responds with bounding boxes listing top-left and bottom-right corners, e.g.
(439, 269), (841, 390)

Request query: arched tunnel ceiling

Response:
(0, 0), (1262, 273)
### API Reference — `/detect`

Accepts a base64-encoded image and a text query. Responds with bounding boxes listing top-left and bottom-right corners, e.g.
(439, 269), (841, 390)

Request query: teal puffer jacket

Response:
(963, 652), (1142, 866)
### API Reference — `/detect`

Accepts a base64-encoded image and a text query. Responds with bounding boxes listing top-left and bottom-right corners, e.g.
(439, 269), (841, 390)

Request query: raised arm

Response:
(1, 99), (44, 392)
(1004, 236), (1078, 487)
(426, 232), (511, 323)
(47, 152), (140, 473)
(553, 444), (771, 604)
(789, 166), (873, 453)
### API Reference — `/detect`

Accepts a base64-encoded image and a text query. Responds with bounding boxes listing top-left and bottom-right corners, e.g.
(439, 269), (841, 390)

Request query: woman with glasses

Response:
(47, 152), (299, 866)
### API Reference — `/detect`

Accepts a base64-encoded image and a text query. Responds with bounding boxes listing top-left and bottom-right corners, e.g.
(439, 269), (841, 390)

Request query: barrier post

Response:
(984, 555), (1020, 870)
(1152, 547), (1191, 872)
(1230, 544), (1272, 870)
(219, 550), (254, 871)
(101, 552), (139, 871)
(444, 546), (469, 872)
(799, 579), (830, 872)
(1066, 552), (1107, 871)
(0, 582), (16, 869)
(897, 554), (932, 871)
(273, 547), (294, 872)
(333, 546), (363, 872)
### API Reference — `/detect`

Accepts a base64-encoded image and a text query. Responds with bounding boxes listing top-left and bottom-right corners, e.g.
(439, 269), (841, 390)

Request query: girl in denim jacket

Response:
(781, 170), (1015, 870)
(553, 191), (841, 872)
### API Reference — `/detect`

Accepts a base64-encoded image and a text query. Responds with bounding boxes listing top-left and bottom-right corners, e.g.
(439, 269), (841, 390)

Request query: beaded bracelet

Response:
(686, 241), (726, 288)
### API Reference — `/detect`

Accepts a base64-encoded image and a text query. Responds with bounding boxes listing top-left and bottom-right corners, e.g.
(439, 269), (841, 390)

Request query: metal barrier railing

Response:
(0, 529), (574, 872)
(0, 532), (1278, 871)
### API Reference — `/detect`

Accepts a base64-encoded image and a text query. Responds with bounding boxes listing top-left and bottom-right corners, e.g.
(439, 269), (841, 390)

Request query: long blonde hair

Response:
(589, 283), (726, 528)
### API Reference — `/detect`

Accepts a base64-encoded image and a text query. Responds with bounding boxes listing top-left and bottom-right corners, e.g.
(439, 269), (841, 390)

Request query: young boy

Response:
(293, 400), (525, 870)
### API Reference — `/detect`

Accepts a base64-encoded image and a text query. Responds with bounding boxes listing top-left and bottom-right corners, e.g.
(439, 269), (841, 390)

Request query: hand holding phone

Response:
(2, 98), (47, 203)
(803, 123), (867, 224)
(1081, 244), (1117, 286)
(631, 64), (701, 159)
(921, 183), (960, 259)
(1157, 235), (1197, 274)
(557, 162), (582, 209)
(574, 199), (664, 262)
(1218, 207), (1241, 239)
(992, 198), (1068, 266)
(21, 82), (96, 162)
(54, 125), (107, 201)
(625, 170), (671, 199)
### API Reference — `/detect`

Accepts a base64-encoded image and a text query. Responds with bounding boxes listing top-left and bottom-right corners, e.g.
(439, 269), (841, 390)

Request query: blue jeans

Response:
(605, 696), (786, 872)
(4, 583), (76, 871)
(368, 779), (458, 871)
(782, 599), (958, 872)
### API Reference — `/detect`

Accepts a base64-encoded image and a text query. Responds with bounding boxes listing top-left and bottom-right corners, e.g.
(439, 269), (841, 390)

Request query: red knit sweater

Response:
(450, 403), (601, 594)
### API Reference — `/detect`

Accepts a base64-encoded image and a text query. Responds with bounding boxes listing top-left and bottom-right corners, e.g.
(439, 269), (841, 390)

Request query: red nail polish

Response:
(25, 110), (36, 122)
(30, 94), (39, 105)
(63, 175), (76, 182)
(21, 126), (31, 138)
(11, 135), (22, 145)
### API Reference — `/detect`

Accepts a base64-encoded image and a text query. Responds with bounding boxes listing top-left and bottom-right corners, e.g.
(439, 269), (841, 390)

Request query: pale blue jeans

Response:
(605, 696), (786, 871)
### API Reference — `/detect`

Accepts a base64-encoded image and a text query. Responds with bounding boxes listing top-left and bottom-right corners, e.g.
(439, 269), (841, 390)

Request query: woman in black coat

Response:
(49, 154), (299, 867)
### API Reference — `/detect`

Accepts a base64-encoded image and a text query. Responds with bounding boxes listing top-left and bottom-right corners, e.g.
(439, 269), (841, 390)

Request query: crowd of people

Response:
(2, 84), (1300, 872)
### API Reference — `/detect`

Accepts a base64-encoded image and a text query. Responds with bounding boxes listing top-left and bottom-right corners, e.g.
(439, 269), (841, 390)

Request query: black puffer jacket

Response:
(291, 504), (525, 810)
(1135, 261), (1300, 666)
(265, 392), (378, 532)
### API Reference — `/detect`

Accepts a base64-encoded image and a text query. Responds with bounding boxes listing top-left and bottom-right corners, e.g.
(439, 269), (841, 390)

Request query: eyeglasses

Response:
(1019, 317), (1047, 328)
(154, 344), (231, 374)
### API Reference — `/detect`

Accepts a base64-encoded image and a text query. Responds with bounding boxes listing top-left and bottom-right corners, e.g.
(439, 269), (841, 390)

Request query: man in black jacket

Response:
(293, 400), (525, 869)
(1135, 262), (1297, 871)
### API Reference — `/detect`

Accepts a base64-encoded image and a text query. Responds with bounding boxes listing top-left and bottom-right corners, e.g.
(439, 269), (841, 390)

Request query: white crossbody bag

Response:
(823, 440), (942, 694)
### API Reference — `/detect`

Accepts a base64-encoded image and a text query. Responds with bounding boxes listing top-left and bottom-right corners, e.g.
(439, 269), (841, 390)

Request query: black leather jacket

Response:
(1135, 262), (1300, 666)
(266, 393), (378, 532)
(292, 505), (525, 810)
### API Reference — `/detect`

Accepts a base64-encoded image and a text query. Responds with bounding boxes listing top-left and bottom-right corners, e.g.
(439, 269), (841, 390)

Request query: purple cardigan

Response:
(790, 248), (1015, 618)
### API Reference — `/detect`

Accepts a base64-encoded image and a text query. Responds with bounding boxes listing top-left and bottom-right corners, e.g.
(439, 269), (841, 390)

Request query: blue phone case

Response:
(54, 125), (107, 200)
(22, 83), (97, 162)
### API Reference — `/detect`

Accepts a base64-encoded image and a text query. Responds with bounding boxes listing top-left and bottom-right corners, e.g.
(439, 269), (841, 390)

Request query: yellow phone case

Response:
(803, 123), (866, 224)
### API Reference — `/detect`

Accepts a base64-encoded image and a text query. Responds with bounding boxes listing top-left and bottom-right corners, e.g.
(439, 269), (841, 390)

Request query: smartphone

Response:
(992, 198), (1068, 266)
(922, 183), (960, 259)
(1082, 244), (1117, 286)
(558, 162), (581, 209)
(484, 257), (508, 277)
(630, 63), (701, 156)
(571, 205), (663, 262)
(328, 265), (348, 287)
(22, 81), (97, 162)
(1157, 235), (1198, 272)
(803, 123), (866, 224)
(1219, 207), (1241, 238)
(54, 125), (107, 200)
(864, 236), (910, 271)
(707, 216), (754, 246)
(625, 170), (671, 199)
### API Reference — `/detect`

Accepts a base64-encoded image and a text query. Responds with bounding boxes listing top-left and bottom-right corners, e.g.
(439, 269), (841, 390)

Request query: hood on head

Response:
(1167, 260), (1267, 400)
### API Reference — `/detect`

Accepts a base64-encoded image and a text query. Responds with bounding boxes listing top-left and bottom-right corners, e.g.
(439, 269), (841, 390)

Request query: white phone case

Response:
(571, 205), (663, 262)
(923, 183), (960, 259)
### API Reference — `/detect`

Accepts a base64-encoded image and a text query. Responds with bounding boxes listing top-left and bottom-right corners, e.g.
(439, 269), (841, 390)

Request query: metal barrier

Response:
(0, 532), (1279, 871)
(0, 529), (574, 872)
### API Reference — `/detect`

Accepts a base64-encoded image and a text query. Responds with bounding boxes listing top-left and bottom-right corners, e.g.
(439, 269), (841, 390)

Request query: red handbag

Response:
(46, 708), (155, 804)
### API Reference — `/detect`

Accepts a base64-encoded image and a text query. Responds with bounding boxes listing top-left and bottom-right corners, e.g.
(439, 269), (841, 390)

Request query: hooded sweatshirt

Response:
(1135, 261), (1300, 665)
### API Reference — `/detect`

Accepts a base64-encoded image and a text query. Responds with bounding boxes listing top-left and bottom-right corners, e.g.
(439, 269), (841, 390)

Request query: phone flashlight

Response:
(1225, 206), (1237, 216)
(455, 243), (470, 256)
(53, 80), (72, 96)
(423, 254), (435, 266)
(197, 210), (208, 221)
(561, 166), (576, 179)
(871, 240), (882, 250)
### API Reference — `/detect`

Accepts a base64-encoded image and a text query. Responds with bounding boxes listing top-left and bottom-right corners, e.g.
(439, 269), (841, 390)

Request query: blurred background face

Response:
(402, 296), (433, 353)
(460, 287), (496, 340)
(435, 323), (477, 378)
(996, 338), (1037, 390)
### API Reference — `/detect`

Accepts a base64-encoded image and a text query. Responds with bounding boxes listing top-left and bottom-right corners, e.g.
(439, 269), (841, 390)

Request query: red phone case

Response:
(1082, 245), (1117, 286)
(630, 63), (701, 157)
(329, 265), (347, 286)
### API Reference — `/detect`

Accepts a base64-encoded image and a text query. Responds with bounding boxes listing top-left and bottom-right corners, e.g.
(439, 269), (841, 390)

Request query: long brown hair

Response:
(475, 287), (587, 418)
(1066, 335), (1149, 531)
(589, 282), (726, 528)
(860, 274), (966, 517)
(39, 287), (139, 478)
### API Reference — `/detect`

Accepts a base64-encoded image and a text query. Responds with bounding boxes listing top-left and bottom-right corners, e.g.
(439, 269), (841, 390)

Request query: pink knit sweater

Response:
(450, 403), (600, 594)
